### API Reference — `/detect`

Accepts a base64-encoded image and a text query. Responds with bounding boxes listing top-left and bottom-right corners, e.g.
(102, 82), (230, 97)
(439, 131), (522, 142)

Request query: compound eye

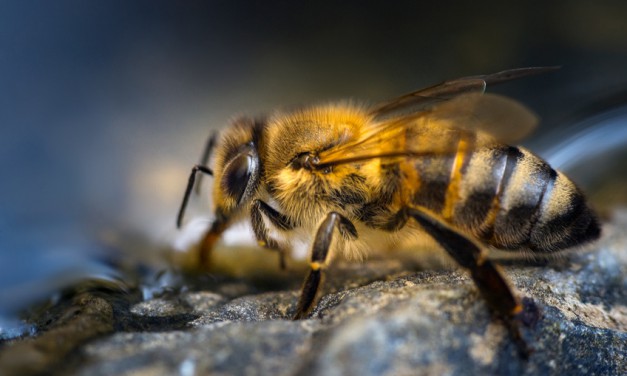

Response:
(221, 152), (254, 203)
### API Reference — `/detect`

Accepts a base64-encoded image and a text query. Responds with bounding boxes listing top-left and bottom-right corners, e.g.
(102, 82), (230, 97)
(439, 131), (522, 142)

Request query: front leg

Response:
(176, 162), (228, 270)
(250, 200), (296, 269)
(197, 217), (228, 269)
(292, 212), (357, 320)
(194, 131), (218, 194)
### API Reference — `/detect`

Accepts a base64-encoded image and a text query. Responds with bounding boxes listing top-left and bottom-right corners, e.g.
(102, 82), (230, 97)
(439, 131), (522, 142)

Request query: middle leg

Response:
(250, 199), (296, 269)
(292, 212), (357, 320)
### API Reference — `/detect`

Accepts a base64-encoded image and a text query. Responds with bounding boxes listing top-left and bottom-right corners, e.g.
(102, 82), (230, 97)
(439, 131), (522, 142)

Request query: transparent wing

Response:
(427, 92), (539, 143)
(369, 66), (559, 119)
(316, 92), (539, 168)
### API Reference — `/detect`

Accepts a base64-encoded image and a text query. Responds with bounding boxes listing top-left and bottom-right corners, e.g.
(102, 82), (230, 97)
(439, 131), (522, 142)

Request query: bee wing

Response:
(317, 92), (539, 168)
(369, 66), (558, 118)
(317, 67), (558, 169)
(426, 92), (539, 143)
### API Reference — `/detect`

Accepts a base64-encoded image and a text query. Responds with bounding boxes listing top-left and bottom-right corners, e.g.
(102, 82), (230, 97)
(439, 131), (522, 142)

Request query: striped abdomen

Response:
(412, 134), (600, 253)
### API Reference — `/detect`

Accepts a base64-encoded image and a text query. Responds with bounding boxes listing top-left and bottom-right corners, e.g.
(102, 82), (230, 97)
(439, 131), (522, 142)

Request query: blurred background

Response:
(1, 1), (627, 334)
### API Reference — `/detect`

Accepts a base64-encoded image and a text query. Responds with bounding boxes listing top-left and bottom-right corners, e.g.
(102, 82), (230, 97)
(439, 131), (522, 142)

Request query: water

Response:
(0, 224), (120, 340)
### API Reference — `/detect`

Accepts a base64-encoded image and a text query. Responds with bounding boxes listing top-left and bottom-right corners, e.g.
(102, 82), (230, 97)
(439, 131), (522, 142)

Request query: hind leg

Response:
(381, 206), (531, 357)
(404, 207), (531, 357)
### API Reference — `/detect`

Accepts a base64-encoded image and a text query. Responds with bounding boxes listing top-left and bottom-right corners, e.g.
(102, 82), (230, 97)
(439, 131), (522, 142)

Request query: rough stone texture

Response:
(1, 213), (626, 376)
(0, 293), (115, 376)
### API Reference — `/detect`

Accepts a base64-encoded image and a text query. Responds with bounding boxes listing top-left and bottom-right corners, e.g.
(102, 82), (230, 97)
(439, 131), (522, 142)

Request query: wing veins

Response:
(315, 150), (457, 169)
(370, 66), (559, 118)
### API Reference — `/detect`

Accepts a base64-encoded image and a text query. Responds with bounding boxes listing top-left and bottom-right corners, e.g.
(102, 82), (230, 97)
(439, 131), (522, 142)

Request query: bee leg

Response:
(251, 200), (295, 270)
(176, 164), (214, 229)
(197, 216), (228, 269)
(292, 212), (357, 320)
(194, 131), (218, 194)
(404, 207), (531, 358)
(176, 133), (219, 269)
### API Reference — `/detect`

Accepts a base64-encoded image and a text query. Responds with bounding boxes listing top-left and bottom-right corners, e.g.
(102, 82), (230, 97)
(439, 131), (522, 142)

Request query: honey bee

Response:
(176, 67), (600, 357)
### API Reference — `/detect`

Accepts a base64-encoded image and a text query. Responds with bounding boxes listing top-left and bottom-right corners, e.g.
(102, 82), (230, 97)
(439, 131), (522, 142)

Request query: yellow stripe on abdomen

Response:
(442, 137), (470, 221)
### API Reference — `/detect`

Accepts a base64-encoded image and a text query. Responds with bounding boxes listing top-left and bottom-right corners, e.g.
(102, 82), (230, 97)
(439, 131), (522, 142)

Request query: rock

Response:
(0, 293), (115, 376)
(1, 212), (626, 376)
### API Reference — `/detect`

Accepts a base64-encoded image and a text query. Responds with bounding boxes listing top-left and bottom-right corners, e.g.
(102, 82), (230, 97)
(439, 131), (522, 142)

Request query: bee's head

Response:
(212, 117), (262, 220)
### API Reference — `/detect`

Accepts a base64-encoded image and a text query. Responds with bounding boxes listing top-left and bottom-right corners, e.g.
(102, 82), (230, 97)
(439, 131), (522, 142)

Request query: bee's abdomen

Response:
(525, 171), (600, 252)
(440, 144), (599, 252)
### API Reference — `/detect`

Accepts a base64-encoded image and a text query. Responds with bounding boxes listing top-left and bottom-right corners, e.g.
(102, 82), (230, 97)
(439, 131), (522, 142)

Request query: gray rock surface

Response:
(1, 212), (626, 376)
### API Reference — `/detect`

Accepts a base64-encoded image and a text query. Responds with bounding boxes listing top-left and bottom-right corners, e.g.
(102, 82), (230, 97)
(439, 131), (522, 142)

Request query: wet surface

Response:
(0, 215), (625, 375)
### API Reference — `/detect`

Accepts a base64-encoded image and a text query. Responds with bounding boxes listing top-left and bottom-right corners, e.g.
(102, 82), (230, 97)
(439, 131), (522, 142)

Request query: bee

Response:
(176, 67), (600, 357)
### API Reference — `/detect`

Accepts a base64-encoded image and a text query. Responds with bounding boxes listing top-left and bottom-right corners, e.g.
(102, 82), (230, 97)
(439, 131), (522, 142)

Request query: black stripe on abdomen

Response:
(488, 148), (554, 249)
(528, 171), (601, 252)
(452, 145), (513, 233)
(411, 153), (456, 213)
